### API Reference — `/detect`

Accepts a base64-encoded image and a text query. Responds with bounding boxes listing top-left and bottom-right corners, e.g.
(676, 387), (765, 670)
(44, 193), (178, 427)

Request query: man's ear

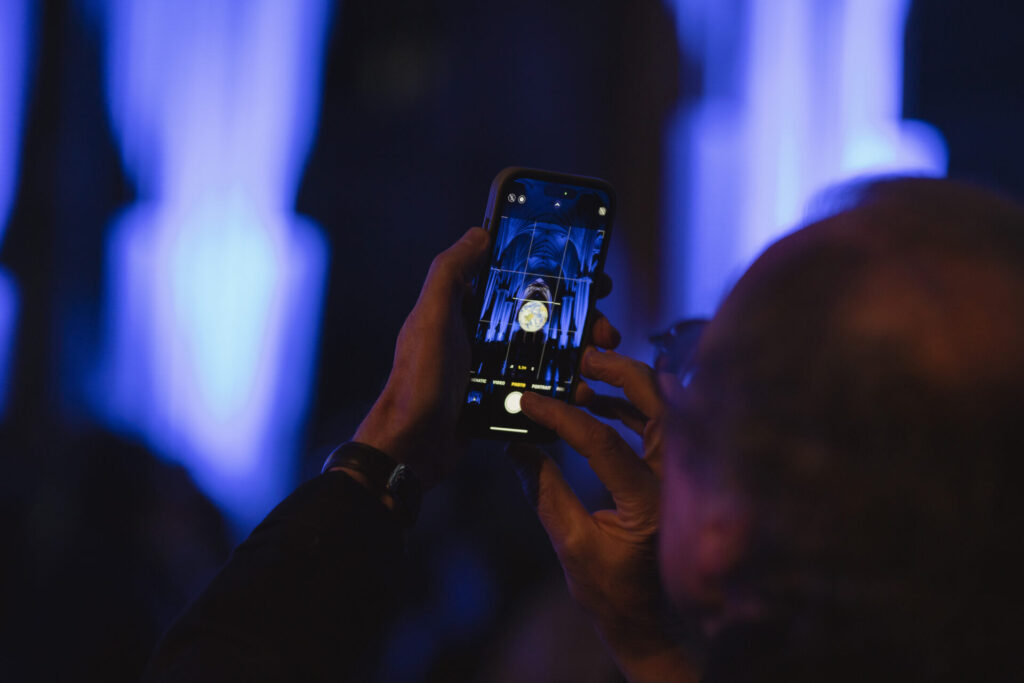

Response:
(694, 492), (751, 601)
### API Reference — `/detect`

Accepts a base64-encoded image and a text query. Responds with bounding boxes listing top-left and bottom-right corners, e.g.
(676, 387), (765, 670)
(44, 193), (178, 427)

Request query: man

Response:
(147, 178), (1024, 681)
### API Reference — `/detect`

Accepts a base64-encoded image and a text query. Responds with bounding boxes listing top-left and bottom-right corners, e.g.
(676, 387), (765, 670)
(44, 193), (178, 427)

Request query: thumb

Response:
(506, 443), (591, 557)
(423, 227), (490, 300)
(657, 371), (687, 412)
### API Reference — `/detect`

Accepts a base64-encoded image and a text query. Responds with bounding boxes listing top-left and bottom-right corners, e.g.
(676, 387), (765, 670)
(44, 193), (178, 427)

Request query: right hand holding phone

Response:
(510, 348), (698, 683)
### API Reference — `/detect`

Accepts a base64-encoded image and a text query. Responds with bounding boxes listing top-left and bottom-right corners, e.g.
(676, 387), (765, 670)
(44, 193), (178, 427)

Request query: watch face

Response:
(517, 300), (549, 332)
(387, 463), (420, 499)
(386, 463), (422, 523)
(386, 463), (409, 489)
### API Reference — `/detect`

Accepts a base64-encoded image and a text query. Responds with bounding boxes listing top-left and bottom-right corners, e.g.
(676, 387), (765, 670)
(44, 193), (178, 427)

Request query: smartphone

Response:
(460, 167), (615, 442)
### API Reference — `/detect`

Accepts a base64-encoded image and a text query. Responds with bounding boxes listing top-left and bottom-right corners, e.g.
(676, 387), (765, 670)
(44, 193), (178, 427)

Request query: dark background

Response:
(1, 1), (1023, 680)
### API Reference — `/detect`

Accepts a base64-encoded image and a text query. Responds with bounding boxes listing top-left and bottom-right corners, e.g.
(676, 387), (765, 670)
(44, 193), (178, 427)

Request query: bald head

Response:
(662, 178), (1024, 679)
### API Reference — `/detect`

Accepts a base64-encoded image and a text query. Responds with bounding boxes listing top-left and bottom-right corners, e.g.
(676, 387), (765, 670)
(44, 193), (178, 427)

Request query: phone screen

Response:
(463, 174), (612, 439)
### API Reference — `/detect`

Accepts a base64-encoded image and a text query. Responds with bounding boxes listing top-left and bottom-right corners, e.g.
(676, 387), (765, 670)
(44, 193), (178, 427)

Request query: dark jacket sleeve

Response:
(144, 470), (405, 682)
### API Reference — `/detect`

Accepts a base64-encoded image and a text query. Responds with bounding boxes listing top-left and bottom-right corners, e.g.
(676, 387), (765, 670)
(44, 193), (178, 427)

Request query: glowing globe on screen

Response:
(517, 300), (548, 332)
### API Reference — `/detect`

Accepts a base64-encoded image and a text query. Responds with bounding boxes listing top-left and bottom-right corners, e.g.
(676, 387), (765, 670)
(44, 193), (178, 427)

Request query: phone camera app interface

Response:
(467, 178), (610, 435)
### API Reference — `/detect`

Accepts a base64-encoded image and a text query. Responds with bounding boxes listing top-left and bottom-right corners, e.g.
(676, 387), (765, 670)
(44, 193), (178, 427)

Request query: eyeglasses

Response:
(649, 318), (709, 387)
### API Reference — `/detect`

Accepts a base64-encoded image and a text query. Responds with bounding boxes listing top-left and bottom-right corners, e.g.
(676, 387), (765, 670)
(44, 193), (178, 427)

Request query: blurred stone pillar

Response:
(95, 0), (333, 530)
(662, 0), (947, 318)
(0, 0), (34, 417)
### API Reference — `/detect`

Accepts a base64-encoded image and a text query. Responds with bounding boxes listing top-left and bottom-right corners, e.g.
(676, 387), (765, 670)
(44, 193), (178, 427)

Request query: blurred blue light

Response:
(94, 0), (332, 529)
(0, 0), (33, 416)
(437, 545), (496, 638)
(380, 544), (496, 681)
(382, 612), (440, 682)
(0, 273), (15, 416)
(0, 0), (31, 245)
(663, 0), (948, 319)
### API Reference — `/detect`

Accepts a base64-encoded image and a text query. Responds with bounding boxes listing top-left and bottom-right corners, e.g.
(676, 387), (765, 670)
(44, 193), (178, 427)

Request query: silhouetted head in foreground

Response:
(660, 178), (1024, 681)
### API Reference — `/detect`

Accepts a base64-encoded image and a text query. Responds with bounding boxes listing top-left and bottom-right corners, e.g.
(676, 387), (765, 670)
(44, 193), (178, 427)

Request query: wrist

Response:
(593, 609), (700, 683)
(351, 425), (404, 465)
(613, 648), (697, 683)
(354, 392), (415, 465)
(355, 394), (447, 490)
(322, 441), (422, 526)
(332, 466), (397, 512)
(599, 630), (697, 683)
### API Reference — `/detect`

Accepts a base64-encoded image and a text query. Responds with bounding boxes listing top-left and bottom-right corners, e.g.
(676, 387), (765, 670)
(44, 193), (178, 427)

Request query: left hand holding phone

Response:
(353, 227), (491, 490)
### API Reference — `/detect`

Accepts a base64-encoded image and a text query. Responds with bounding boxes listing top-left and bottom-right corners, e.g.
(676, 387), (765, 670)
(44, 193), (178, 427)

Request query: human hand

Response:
(353, 227), (490, 489)
(510, 348), (697, 683)
(354, 227), (619, 490)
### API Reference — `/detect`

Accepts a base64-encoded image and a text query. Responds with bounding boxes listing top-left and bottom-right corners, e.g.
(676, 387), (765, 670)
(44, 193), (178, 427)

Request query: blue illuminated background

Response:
(1, 0), (1022, 679)
(91, 0), (332, 528)
(0, 0), (33, 416)
(662, 0), (947, 319)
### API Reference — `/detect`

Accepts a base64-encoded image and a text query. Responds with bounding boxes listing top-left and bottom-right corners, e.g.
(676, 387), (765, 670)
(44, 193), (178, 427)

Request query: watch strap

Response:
(322, 441), (421, 527)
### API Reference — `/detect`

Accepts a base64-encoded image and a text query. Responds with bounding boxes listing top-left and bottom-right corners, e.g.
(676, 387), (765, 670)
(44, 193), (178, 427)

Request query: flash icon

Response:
(598, 206), (607, 216)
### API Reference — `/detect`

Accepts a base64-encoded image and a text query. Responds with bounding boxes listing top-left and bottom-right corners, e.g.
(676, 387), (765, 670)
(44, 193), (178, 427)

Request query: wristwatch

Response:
(322, 441), (422, 527)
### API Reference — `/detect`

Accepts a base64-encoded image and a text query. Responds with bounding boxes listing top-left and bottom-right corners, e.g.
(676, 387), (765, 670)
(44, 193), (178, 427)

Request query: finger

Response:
(581, 349), (663, 419)
(584, 394), (648, 435)
(520, 392), (656, 510)
(506, 443), (592, 558)
(641, 374), (689, 480)
(573, 380), (596, 405)
(423, 227), (491, 300)
(590, 313), (621, 350)
(641, 417), (666, 478)
(658, 371), (687, 411)
(594, 272), (613, 299)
